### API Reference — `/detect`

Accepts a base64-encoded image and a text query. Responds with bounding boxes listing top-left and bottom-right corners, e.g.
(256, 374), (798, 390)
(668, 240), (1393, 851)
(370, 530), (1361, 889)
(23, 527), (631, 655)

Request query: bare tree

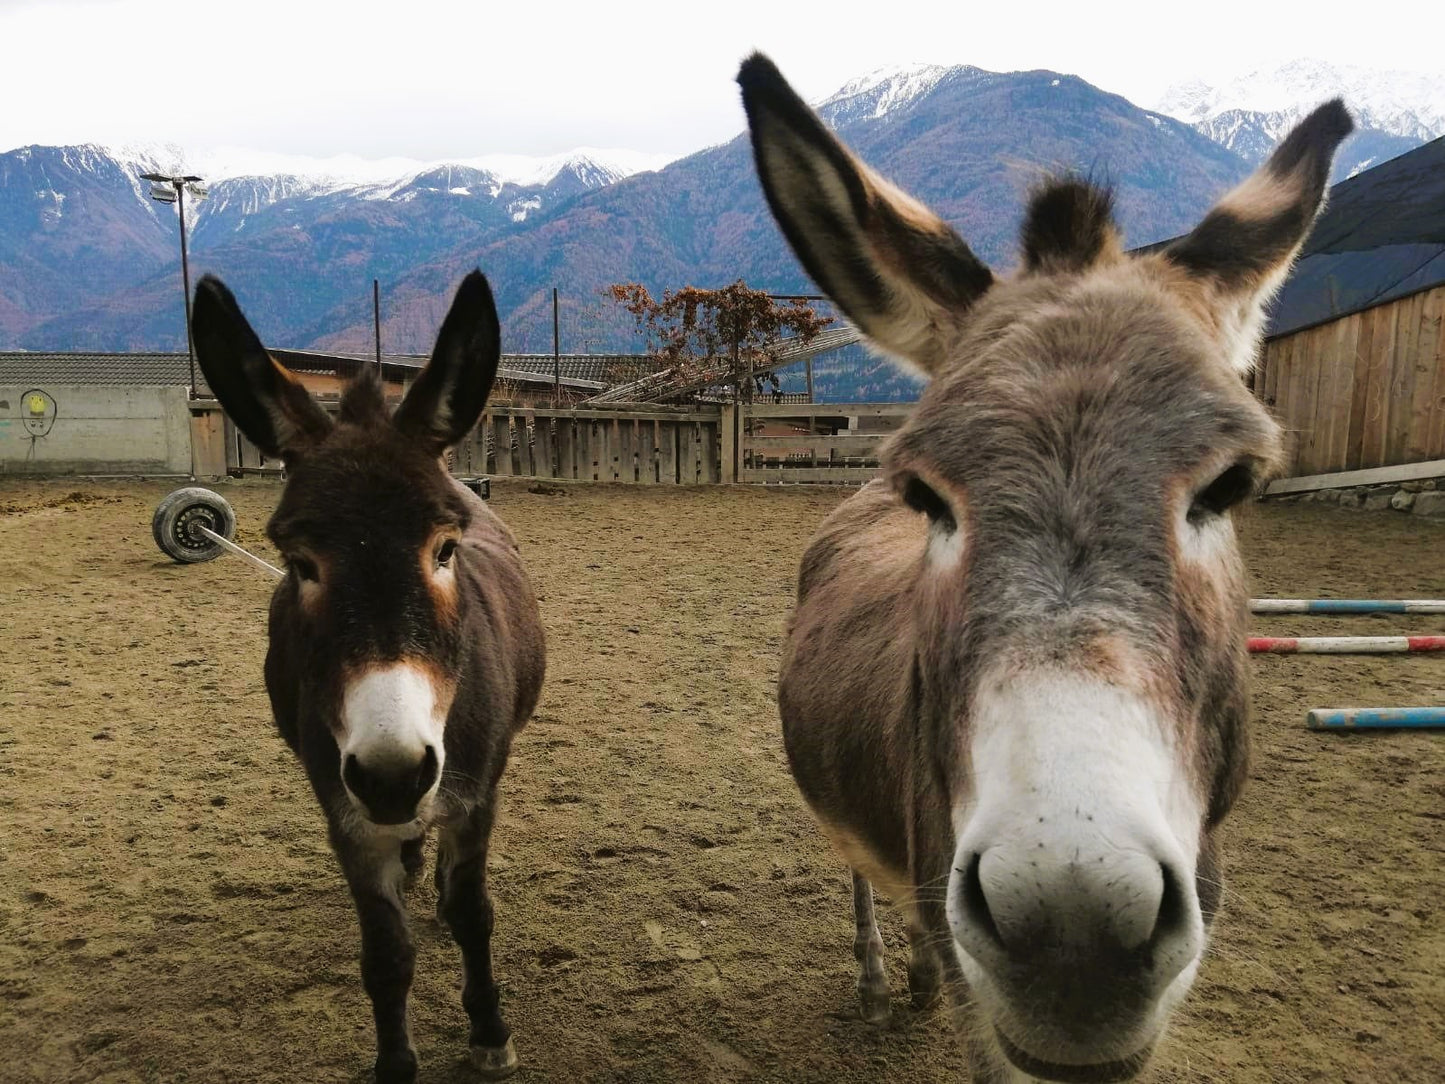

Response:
(607, 280), (831, 401)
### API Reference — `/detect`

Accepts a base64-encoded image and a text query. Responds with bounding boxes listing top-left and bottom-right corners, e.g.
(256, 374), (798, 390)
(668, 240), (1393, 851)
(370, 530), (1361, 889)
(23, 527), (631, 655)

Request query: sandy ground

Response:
(0, 478), (1441, 1084)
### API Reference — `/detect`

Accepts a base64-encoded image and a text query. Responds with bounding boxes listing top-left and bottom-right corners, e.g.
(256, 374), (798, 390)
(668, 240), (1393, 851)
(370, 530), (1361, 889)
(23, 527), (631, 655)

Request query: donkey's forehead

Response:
(268, 424), (467, 543)
(897, 270), (1278, 478)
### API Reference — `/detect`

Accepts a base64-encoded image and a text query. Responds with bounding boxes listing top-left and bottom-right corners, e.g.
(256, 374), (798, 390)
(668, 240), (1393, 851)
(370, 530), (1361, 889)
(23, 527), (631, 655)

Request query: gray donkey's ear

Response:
(738, 52), (993, 376)
(1163, 99), (1353, 372)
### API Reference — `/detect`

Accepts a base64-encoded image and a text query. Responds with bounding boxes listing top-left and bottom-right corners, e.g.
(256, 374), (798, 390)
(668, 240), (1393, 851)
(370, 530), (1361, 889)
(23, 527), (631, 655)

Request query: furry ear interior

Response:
(393, 270), (502, 453)
(737, 52), (993, 375)
(1162, 99), (1354, 371)
(191, 276), (332, 458)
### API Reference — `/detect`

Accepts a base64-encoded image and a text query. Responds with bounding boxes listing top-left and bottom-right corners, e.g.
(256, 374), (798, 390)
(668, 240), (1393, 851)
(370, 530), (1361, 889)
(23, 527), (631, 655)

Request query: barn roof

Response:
(0, 349), (648, 394)
(0, 352), (198, 389)
(1267, 134), (1445, 338)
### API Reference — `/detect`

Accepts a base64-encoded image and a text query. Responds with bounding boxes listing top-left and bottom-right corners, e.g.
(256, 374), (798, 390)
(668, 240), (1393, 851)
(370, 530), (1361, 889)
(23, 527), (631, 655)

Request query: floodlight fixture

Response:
(142, 171), (206, 396)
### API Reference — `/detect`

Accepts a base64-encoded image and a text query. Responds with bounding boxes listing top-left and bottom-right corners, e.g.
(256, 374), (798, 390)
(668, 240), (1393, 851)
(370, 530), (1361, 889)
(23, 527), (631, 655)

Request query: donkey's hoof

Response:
(858, 987), (891, 1026)
(470, 1038), (519, 1079)
(373, 1047), (418, 1084)
(910, 985), (943, 1012)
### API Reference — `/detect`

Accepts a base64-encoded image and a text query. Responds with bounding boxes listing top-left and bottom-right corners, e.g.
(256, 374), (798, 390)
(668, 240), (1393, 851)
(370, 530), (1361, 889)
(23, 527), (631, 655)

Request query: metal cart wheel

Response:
(152, 487), (238, 564)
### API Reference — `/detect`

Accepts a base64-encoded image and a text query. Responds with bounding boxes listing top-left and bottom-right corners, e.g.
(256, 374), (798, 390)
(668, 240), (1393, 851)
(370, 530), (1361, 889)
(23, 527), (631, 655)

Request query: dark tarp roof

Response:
(1130, 135), (1445, 339)
(1268, 133), (1445, 337)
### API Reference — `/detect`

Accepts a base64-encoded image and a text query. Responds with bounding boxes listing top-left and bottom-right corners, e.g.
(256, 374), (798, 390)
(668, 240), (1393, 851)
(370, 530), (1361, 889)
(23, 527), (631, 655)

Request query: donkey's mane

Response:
(1020, 176), (1119, 274)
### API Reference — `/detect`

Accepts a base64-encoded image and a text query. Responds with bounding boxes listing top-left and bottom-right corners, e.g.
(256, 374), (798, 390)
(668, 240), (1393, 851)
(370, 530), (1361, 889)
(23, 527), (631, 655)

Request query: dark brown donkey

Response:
(740, 55), (1350, 1083)
(191, 271), (544, 1083)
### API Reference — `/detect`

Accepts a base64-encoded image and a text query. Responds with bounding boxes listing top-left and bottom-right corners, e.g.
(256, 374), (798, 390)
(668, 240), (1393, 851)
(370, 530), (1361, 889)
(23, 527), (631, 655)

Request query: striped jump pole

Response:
(1307, 707), (1445, 730)
(1249, 635), (1445, 654)
(1251, 599), (1445, 614)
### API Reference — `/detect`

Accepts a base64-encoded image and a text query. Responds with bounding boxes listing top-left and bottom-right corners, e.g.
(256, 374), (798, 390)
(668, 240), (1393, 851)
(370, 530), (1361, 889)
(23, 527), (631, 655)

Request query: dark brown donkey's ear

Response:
(1163, 99), (1353, 372)
(192, 276), (333, 458)
(393, 270), (502, 454)
(738, 52), (994, 376)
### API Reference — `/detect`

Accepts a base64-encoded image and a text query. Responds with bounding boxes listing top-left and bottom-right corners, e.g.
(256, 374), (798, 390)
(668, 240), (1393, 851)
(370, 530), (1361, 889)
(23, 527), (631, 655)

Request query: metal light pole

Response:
(552, 287), (561, 406)
(143, 172), (206, 397)
(373, 279), (382, 373)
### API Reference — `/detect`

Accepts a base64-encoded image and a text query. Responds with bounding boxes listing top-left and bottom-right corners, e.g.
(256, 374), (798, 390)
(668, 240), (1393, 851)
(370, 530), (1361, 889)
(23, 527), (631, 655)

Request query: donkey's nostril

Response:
(959, 852), (1005, 953)
(342, 746), (438, 825)
(1145, 861), (1189, 964)
(342, 753), (367, 801)
(417, 745), (440, 797)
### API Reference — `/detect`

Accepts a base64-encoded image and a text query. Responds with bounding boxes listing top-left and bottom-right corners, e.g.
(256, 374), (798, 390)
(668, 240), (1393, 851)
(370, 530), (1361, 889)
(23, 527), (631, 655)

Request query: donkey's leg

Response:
(335, 834), (419, 1084)
(907, 917), (943, 1010)
(437, 805), (516, 1080)
(400, 833), (426, 890)
(852, 871), (890, 1025)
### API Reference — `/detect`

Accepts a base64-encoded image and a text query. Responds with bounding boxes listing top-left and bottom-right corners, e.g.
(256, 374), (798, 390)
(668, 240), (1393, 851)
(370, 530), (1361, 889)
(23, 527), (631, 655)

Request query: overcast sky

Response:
(0, 0), (1434, 161)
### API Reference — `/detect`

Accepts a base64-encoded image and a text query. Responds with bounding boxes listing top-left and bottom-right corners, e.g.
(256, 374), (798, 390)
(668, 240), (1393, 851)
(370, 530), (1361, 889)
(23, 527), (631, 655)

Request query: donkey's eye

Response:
(288, 556), (320, 582)
(901, 476), (956, 533)
(1189, 463), (1257, 522)
(436, 539), (458, 568)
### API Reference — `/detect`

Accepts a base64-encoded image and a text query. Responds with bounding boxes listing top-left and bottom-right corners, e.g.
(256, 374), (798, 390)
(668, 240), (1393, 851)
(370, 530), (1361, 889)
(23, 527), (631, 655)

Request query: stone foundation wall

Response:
(1268, 478), (1445, 520)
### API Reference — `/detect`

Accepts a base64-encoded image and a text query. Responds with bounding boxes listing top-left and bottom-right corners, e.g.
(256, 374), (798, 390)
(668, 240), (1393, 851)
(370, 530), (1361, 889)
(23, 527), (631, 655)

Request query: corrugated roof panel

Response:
(0, 350), (655, 393)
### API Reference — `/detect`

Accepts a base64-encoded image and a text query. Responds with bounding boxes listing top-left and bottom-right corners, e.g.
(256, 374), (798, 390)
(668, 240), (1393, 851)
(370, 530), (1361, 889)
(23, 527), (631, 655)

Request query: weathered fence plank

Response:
(659, 421), (678, 483)
(535, 415), (554, 478)
(702, 417), (720, 484)
(637, 420), (656, 484)
(190, 409), (227, 479)
(490, 416), (509, 476)
(556, 416), (575, 479)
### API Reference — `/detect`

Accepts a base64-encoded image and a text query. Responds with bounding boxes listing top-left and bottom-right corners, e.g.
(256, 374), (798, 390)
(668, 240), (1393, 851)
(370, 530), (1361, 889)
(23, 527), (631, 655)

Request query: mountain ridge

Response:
(3, 58), (1436, 380)
(1155, 59), (1444, 177)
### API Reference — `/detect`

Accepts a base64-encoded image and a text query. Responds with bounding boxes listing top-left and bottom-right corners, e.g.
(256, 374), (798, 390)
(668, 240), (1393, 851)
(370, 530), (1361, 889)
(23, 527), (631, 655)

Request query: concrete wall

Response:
(0, 385), (192, 475)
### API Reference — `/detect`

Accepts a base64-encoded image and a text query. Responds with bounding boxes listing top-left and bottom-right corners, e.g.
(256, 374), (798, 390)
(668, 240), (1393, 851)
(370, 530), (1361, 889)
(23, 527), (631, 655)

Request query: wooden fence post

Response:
(720, 403), (736, 483)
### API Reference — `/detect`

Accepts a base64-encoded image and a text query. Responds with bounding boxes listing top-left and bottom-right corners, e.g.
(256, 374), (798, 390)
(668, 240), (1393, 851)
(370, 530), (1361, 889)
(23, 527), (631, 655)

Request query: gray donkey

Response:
(739, 53), (1350, 1084)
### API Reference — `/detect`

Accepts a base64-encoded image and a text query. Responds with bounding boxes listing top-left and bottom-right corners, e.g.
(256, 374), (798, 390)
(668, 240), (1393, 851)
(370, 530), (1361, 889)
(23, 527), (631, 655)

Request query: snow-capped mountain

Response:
(103, 140), (671, 193)
(816, 63), (956, 125)
(93, 141), (672, 226)
(1156, 59), (1445, 177)
(0, 138), (672, 347)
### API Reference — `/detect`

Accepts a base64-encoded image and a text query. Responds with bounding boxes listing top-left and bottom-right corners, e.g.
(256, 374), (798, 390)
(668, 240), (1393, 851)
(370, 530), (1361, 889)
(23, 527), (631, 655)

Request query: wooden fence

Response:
(1257, 284), (1445, 477)
(191, 402), (725, 485)
(452, 406), (722, 484)
(736, 401), (912, 484)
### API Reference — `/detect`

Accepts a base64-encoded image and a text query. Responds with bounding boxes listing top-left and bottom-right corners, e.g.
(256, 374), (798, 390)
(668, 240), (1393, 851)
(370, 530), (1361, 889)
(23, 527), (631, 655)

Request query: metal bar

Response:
(1248, 635), (1445, 654)
(1306, 707), (1445, 729)
(1250, 599), (1445, 614)
(195, 525), (284, 579)
(552, 286), (561, 406)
